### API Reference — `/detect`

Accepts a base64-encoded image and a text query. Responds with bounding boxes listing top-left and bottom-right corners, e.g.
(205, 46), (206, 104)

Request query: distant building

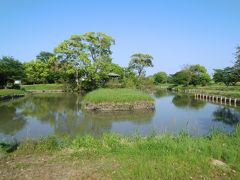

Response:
(14, 80), (21, 85)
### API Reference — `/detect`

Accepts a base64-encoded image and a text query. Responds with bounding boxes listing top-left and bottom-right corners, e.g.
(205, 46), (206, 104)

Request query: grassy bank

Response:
(189, 84), (240, 98)
(22, 84), (64, 91)
(83, 88), (154, 103)
(1, 127), (240, 179)
(162, 84), (240, 98)
(0, 89), (26, 96)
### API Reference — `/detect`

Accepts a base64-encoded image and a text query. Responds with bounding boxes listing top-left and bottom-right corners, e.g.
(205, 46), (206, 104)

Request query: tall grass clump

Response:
(83, 88), (154, 103)
(16, 136), (64, 154)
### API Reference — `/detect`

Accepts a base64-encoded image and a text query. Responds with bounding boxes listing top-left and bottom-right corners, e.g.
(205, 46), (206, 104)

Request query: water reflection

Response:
(19, 93), (80, 126)
(213, 106), (240, 125)
(0, 105), (26, 135)
(154, 90), (168, 98)
(172, 94), (207, 109)
(0, 93), (154, 137)
(55, 110), (154, 136)
(0, 93), (239, 139)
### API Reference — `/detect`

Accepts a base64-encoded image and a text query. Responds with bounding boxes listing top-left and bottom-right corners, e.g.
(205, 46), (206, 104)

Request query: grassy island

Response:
(82, 88), (154, 111)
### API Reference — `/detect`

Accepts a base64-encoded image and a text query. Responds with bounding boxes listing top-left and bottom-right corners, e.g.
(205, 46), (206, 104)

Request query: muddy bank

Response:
(83, 101), (155, 111)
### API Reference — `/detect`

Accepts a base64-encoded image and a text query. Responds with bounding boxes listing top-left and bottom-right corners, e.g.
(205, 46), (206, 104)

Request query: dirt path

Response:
(0, 154), (116, 179)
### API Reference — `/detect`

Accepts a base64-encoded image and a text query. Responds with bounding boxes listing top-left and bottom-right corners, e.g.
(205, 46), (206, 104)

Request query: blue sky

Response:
(0, 0), (239, 75)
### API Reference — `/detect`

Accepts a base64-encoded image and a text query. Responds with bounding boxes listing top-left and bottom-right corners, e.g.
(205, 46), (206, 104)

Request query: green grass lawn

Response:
(83, 88), (154, 103)
(22, 84), (64, 91)
(1, 127), (240, 179)
(0, 89), (25, 96)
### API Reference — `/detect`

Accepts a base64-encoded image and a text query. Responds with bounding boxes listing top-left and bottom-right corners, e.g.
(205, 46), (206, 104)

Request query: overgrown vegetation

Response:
(83, 88), (154, 103)
(1, 126), (240, 179)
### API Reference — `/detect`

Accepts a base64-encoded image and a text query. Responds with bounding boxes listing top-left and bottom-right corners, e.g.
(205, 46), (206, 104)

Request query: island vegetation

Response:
(82, 88), (154, 111)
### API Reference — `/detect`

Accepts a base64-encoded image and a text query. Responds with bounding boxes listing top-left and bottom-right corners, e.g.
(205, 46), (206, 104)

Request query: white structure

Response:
(14, 80), (21, 85)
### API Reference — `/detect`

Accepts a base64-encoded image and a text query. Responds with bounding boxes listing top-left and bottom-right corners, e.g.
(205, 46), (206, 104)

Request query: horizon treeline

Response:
(0, 32), (239, 90)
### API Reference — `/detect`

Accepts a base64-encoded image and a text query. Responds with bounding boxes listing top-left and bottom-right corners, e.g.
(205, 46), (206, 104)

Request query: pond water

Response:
(0, 92), (240, 140)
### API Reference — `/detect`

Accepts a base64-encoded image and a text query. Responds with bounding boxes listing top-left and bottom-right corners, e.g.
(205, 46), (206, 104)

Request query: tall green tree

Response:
(128, 53), (153, 78)
(213, 69), (224, 83)
(172, 70), (192, 86)
(24, 60), (50, 84)
(36, 51), (55, 63)
(0, 56), (24, 88)
(153, 72), (168, 84)
(36, 51), (63, 83)
(172, 64), (210, 86)
(213, 67), (239, 86)
(54, 32), (115, 90)
(188, 64), (211, 86)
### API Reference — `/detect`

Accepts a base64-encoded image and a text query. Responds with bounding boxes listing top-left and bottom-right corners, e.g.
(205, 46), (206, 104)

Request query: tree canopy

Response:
(153, 72), (168, 84)
(54, 32), (115, 91)
(128, 53), (153, 78)
(213, 67), (240, 86)
(172, 64), (211, 86)
(0, 56), (24, 88)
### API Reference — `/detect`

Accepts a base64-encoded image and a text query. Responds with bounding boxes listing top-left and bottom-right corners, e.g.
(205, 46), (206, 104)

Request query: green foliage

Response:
(213, 67), (240, 86)
(0, 56), (25, 88)
(153, 71), (168, 84)
(36, 51), (55, 63)
(83, 88), (154, 103)
(137, 76), (155, 90)
(128, 53), (153, 78)
(105, 79), (123, 88)
(189, 64), (211, 86)
(0, 141), (19, 153)
(172, 70), (192, 86)
(213, 47), (240, 86)
(172, 64), (211, 86)
(24, 60), (50, 84)
(16, 136), (62, 154)
(54, 32), (115, 91)
(24, 52), (64, 84)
